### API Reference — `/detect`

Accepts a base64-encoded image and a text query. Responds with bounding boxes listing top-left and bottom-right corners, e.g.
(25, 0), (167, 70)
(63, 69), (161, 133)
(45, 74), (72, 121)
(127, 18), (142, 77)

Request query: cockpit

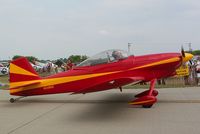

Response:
(77, 49), (129, 67)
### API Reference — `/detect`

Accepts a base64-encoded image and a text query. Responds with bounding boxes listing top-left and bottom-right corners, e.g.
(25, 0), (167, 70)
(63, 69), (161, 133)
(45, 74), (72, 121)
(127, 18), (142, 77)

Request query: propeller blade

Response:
(189, 60), (193, 65)
(181, 46), (185, 57)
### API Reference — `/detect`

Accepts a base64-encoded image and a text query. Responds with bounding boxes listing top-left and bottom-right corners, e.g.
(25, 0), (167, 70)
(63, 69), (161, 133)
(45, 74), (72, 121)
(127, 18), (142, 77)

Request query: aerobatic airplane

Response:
(8, 49), (193, 108)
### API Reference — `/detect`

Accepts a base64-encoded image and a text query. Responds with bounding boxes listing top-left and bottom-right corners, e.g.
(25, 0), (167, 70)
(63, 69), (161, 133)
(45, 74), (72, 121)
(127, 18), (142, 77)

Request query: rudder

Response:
(9, 57), (41, 83)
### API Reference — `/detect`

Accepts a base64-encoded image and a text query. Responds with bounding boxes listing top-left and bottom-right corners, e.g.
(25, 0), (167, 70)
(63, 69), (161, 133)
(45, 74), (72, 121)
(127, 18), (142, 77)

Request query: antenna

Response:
(128, 43), (132, 55)
(188, 42), (192, 52)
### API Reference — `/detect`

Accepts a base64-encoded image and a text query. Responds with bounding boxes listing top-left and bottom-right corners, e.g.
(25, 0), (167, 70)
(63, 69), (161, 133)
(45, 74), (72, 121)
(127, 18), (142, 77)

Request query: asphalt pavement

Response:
(0, 87), (200, 134)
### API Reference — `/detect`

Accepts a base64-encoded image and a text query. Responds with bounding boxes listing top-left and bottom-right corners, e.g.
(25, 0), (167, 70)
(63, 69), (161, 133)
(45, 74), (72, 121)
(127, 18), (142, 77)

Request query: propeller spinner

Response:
(181, 46), (193, 62)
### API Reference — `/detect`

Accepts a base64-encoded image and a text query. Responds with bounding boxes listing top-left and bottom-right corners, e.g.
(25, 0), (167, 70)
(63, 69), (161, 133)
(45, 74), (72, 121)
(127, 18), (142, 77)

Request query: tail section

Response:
(9, 57), (41, 89)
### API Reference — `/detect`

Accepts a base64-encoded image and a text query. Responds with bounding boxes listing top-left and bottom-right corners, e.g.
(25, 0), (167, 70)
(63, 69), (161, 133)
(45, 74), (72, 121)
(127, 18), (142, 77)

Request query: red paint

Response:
(9, 51), (185, 107)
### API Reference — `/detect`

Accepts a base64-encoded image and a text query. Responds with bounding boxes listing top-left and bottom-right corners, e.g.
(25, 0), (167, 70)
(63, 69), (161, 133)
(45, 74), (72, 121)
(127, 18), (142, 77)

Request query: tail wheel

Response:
(10, 98), (15, 103)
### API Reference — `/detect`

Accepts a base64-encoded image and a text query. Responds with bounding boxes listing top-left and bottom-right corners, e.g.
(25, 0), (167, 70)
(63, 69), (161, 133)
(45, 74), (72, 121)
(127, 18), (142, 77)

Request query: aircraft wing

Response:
(72, 76), (144, 94)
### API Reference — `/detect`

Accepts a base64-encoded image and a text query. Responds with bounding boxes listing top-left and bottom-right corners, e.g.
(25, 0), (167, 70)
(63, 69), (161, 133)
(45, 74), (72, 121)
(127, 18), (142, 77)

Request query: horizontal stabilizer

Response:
(10, 81), (41, 89)
(0, 88), (9, 90)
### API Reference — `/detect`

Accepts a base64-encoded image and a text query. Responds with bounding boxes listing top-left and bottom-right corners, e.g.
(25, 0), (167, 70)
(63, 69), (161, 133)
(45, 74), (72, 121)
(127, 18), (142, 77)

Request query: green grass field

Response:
(0, 75), (9, 90)
(0, 75), (9, 83)
(124, 83), (192, 89)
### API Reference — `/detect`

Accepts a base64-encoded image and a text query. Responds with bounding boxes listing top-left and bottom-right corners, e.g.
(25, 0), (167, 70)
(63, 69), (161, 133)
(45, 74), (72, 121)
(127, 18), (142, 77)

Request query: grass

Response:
(0, 75), (9, 83)
(124, 77), (198, 89)
(123, 83), (195, 89)
(0, 75), (9, 90)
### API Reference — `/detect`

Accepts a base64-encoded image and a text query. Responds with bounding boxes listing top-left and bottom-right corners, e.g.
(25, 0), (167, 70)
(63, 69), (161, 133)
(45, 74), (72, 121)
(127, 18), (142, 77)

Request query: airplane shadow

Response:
(65, 93), (139, 122)
(1, 93), (135, 107)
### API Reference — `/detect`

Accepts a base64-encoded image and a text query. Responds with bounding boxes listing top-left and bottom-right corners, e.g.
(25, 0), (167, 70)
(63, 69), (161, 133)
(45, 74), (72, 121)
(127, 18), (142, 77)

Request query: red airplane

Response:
(8, 49), (193, 108)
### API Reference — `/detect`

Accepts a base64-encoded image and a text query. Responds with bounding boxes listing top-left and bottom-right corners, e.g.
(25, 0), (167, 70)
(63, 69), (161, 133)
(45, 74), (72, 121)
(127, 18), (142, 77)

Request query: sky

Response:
(0, 0), (200, 60)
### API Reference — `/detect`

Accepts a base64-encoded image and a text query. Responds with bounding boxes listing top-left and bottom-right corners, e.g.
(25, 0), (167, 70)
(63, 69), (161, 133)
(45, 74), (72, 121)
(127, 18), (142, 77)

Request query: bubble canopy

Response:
(77, 49), (129, 67)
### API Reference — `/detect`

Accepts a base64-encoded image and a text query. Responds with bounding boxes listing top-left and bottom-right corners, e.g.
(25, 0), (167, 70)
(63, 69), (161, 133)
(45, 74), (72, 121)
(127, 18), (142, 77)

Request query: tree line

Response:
(11, 49), (200, 64)
(12, 55), (88, 66)
(190, 50), (200, 55)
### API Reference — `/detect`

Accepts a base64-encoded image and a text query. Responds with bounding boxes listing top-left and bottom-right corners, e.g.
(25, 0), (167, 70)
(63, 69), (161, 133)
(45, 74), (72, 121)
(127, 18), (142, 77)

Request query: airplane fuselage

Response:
(10, 53), (182, 96)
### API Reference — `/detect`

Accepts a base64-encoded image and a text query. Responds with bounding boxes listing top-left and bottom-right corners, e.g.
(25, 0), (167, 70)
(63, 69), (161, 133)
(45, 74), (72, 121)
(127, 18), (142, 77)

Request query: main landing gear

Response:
(9, 96), (26, 103)
(129, 79), (158, 108)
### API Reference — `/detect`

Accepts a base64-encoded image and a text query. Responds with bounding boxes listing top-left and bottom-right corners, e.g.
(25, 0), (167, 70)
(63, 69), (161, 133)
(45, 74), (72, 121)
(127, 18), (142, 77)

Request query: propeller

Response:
(189, 60), (193, 65)
(181, 46), (185, 57)
(181, 46), (194, 63)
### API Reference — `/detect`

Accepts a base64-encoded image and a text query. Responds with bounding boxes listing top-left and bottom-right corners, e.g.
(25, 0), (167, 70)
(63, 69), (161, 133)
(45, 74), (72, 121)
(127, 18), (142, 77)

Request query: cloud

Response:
(0, 0), (200, 59)
(98, 30), (110, 36)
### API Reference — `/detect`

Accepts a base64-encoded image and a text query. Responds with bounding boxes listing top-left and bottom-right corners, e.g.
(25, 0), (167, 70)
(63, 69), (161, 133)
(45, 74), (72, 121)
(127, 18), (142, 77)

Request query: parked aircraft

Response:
(0, 63), (9, 76)
(30, 61), (57, 73)
(8, 49), (193, 108)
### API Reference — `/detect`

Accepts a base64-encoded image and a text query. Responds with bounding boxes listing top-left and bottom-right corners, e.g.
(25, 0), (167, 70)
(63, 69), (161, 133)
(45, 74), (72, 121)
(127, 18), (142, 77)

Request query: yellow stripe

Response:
(10, 71), (119, 94)
(130, 57), (180, 70)
(10, 63), (38, 77)
(129, 100), (154, 105)
(10, 81), (40, 89)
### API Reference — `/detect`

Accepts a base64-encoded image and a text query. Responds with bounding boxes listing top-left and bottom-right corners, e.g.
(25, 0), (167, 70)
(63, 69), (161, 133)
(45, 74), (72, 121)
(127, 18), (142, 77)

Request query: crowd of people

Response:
(190, 56), (200, 85)
(31, 58), (75, 74)
(182, 56), (200, 86)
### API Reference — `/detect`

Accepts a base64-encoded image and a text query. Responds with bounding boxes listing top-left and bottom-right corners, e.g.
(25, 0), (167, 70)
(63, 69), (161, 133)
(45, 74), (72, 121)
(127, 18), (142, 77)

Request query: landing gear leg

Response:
(9, 96), (26, 103)
(129, 79), (158, 108)
(119, 87), (122, 92)
(142, 104), (153, 108)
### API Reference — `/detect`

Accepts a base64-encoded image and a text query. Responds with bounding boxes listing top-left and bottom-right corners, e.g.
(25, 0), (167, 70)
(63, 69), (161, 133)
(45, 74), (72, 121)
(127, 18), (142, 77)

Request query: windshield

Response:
(77, 49), (128, 67)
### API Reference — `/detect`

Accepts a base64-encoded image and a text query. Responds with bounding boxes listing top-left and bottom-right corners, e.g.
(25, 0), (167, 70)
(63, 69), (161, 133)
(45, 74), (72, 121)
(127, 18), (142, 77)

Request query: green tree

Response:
(12, 55), (38, 62)
(68, 55), (88, 63)
(81, 55), (88, 61)
(191, 50), (200, 55)
(12, 55), (22, 60)
(26, 56), (38, 62)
